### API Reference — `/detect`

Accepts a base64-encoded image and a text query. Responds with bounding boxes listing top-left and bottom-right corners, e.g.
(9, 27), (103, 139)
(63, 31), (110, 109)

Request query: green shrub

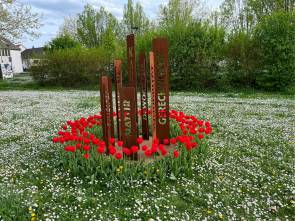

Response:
(166, 23), (225, 90)
(253, 12), (295, 91)
(224, 31), (259, 88)
(45, 34), (81, 51)
(31, 47), (112, 87)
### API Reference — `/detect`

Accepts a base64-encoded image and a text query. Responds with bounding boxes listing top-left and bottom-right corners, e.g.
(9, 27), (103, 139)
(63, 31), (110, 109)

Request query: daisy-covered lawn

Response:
(0, 90), (294, 220)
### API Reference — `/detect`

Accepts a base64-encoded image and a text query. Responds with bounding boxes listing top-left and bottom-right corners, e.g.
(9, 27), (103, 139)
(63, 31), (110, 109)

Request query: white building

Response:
(22, 47), (45, 71)
(0, 37), (24, 78)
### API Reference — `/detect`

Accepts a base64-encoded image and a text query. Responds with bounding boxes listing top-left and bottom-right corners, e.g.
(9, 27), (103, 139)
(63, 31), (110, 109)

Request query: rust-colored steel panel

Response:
(100, 75), (114, 148)
(114, 60), (122, 139)
(127, 34), (136, 88)
(127, 34), (138, 137)
(139, 53), (149, 140)
(151, 38), (170, 143)
(149, 52), (157, 140)
(119, 87), (138, 159)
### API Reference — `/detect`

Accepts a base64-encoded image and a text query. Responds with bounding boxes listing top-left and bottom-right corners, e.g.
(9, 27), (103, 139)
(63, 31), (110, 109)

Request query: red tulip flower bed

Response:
(52, 109), (213, 181)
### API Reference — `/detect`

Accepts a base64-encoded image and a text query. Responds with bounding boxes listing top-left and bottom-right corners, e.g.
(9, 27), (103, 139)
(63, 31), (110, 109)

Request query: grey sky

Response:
(19, 0), (223, 48)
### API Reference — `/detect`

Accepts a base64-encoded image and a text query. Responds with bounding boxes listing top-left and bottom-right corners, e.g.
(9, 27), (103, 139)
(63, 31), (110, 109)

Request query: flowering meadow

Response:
(0, 91), (294, 220)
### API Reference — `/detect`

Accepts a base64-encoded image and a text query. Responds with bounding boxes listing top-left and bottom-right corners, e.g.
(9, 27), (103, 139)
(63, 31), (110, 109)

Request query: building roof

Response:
(0, 37), (21, 50)
(22, 47), (45, 59)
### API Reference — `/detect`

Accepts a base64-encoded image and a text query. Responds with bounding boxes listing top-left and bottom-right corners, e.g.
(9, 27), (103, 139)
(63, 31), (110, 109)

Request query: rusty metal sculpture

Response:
(100, 36), (170, 159)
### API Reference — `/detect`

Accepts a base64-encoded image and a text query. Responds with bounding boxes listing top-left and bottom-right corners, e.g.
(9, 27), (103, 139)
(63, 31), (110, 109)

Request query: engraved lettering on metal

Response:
(152, 38), (170, 143)
(149, 52), (157, 139)
(119, 87), (138, 158)
(114, 60), (122, 139)
(127, 34), (136, 88)
(100, 76), (114, 147)
(139, 53), (149, 140)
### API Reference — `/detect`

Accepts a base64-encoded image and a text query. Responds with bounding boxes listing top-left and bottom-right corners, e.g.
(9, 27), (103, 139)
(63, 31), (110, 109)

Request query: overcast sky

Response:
(19, 0), (223, 48)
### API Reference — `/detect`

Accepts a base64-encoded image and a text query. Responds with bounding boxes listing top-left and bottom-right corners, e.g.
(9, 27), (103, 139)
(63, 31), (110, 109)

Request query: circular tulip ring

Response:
(53, 109), (213, 161)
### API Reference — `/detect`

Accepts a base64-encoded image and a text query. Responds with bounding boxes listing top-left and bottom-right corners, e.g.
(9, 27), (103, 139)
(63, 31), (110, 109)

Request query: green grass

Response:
(0, 90), (294, 220)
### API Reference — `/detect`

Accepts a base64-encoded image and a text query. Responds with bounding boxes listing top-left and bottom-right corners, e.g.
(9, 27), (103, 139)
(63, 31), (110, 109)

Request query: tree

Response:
(45, 35), (80, 51)
(0, 0), (40, 40)
(219, 0), (295, 32)
(219, 0), (254, 32)
(59, 16), (78, 40)
(158, 0), (204, 30)
(253, 12), (295, 90)
(247, 0), (295, 19)
(77, 4), (120, 48)
(123, 0), (150, 35)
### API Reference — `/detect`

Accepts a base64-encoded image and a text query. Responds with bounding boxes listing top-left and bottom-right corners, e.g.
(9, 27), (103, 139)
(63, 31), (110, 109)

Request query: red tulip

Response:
(97, 146), (105, 154)
(131, 145), (139, 153)
(137, 137), (143, 144)
(153, 138), (159, 145)
(161, 149), (167, 156)
(141, 145), (148, 151)
(163, 139), (170, 145)
(109, 147), (116, 155)
(115, 153), (122, 160)
(173, 150), (179, 158)
(83, 145), (90, 151)
(123, 147), (132, 156)
(109, 137), (116, 144)
(191, 142), (198, 148)
(84, 138), (90, 145)
(198, 134), (204, 140)
(170, 138), (177, 144)
(65, 146), (76, 152)
(144, 150), (152, 157)
(158, 144), (165, 151)
(198, 127), (205, 133)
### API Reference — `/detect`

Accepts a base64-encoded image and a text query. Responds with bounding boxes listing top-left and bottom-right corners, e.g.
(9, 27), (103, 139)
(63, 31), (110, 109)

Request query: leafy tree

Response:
(166, 22), (225, 89)
(218, 0), (255, 32)
(45, 35), (80, 51)
(253, 11), (295, 90)
(0, 0), (40, 40)
(77, 4), (120, 48)
(159, 0), (195, 29)
(159, 0), (205, 30)
(247, 0), (295, 20)
(122, 0), (150, 35)
(219, 0), (295, 32)
(224, 31), (259, 87)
